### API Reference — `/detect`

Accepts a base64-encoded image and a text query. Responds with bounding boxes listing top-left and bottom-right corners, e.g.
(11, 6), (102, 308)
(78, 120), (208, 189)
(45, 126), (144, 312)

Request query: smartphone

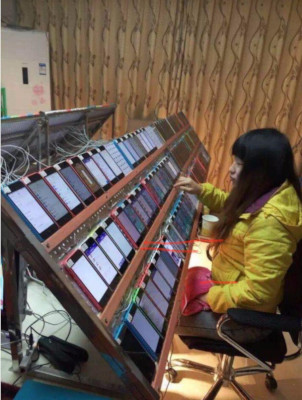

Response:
(133, 288), (167, 334)
(63, 250), (112, 311)
(134, 130), (154, 155)
(122, 200), (147, 234)
(129, 133), (149, 157)
(79, 153), (111, 191)
(88, 149), (119, 185)
(148, 175), (166, 202)
(134, 190), (155, 222)
(54, 161), (95, 206)
(144, 125), (165, 148)
(137, 128), (156, 153)
(114, 324), (156, 382)
(152, 171), (169, 196)
(127, 194), (151, 227)
(101, 217), (136, 262)
(81, 238), (120, 290)
(111, 205), (142, 248)
(2, 181), (58, 241)
(104, 142), (133, 176)
(141, 273), (170, 316)
(68, 157), (103, 198)
(145, 263), (174, 302)
(142, 177), (161, 206)
(41, 167), (84, 215)
(97, 146), (124, 180)
(23, 173), (72, 227)
(167, 221), (187, 245)
(123, 135), (144, 164)
(125, 133), (146, 159)
(93, 227), (129, 274)
(114, 138), (138, 168)
(137, 186), (158, 218)
(124, 303), (163, 361)
(152, 253), (178, 290)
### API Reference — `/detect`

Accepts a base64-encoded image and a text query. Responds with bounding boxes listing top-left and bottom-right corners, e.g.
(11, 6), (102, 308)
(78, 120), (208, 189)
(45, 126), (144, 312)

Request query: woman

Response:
(175, 128), (302, 317)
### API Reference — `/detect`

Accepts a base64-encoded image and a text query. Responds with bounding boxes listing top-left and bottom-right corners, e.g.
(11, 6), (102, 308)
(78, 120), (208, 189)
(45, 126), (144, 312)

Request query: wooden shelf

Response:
(100, 144), (200, 325)
(152, 202), (203, 390)
(42, 124), (190, 253)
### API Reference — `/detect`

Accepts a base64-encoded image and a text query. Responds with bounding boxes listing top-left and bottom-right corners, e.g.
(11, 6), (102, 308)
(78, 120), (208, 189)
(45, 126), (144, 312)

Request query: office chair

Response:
(169, 241), (302, 400)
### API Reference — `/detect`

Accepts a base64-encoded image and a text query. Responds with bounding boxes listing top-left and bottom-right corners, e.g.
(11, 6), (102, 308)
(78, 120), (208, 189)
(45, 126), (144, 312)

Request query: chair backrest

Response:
(279, 239), (302, 344)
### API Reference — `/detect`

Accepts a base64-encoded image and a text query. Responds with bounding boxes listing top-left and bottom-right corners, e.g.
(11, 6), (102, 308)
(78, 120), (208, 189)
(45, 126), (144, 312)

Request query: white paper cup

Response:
(201, 214), (219, 237)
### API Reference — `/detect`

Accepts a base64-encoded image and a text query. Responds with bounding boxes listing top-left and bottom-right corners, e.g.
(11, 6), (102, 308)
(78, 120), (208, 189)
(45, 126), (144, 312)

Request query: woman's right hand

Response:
(174, 175), (201, 195)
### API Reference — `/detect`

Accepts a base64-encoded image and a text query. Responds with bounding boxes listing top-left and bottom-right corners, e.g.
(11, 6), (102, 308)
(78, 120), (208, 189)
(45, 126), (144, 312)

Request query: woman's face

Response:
(229, 156), (244, 185)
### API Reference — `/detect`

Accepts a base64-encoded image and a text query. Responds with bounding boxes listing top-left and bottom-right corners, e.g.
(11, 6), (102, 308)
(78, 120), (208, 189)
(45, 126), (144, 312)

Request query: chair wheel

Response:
(265, 374), (278, 391)
(165, 367), (178, 382)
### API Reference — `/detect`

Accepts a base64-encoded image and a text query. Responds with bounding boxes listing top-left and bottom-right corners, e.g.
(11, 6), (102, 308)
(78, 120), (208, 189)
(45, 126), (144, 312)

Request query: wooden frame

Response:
(1, 116), (207, 398)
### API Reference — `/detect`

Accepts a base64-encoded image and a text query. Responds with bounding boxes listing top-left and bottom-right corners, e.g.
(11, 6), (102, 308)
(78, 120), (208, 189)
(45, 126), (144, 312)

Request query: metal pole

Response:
(2, 240), (23, 372)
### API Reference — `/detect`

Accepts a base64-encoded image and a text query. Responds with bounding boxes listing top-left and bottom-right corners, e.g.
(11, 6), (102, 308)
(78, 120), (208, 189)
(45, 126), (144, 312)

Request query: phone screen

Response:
(136, 132), (152, 153)
(155, 256), (177, 287)
(99, 148), (123, 177)
(7, 186), (55, 235)
(124, 203), (145, 233)
(59, 164), (93, 203)
(131, 198), (150, 225)
(151, 269), (173, 301)
(145, 279), (169, 316)
(140, 188), (158, 214)
(70, 254), (110, 304)
(138, 293), (165, 333)
(123, 139), (140, 162)
(139, 129), (155, 151)
(82, 157), (109, 188)
(116, 210), (141, 244)
(44, 171), (81, 210)
(95, 231), (126, 271)
(91, 152), (116, 182)
(104, 142), (132, 175)
(27, 178), (70, 222)
(117, 141), (136, 165)
(72, 160), (102, 194)
(85, 242), (119, 286)
(128, 306), (161, 354)
(148, 179), (164, 201)
(104, 220), (134, 259)
(136, 192), (154, 219)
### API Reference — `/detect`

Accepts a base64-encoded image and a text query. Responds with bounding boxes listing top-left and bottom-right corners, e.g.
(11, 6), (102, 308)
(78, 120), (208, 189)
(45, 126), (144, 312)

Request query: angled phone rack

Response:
(2, 107), (210, 399)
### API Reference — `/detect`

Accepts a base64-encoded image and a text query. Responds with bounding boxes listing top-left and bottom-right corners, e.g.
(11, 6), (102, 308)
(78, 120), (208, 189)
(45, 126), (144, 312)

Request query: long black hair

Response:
(213, 128), (301, 241)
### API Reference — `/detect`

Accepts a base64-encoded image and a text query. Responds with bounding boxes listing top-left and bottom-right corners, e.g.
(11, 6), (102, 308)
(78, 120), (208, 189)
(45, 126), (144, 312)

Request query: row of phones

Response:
(1, 139), (180, 242)
(168, 192), (198, 242)
(111, 157), (181, 248)
(115, 240), (183, 365)
(62, 217), (136, 311)
(190, 157), (207, 183)
(113, 126), (165, 169)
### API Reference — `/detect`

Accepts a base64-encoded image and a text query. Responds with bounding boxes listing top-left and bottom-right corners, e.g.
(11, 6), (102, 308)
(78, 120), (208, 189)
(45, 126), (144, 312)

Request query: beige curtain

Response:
(16, 0), (302, 188)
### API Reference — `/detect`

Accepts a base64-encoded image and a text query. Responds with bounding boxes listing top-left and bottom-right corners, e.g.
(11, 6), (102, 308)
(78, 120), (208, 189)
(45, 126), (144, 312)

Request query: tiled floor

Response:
(161, 334), (302, 399)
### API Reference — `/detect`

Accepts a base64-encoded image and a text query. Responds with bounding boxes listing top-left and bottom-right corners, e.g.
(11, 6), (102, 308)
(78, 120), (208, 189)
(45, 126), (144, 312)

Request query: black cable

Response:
(1, 348), (12, 355)
(24, 309), (73, 344)
(11, 374), (23, 387)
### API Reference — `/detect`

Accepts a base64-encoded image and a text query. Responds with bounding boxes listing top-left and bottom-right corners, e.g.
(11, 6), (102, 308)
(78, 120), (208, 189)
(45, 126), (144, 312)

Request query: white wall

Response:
(1, 27), (51, 115)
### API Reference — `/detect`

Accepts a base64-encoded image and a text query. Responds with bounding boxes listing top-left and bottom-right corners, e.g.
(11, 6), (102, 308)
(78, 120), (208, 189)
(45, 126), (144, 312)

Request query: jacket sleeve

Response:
(207, 215), (296, 313)
(198, 183), (229, 213)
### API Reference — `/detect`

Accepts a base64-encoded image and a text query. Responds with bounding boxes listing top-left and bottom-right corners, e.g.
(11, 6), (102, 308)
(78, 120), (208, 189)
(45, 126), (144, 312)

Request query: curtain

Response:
(16, 0), (302, 188)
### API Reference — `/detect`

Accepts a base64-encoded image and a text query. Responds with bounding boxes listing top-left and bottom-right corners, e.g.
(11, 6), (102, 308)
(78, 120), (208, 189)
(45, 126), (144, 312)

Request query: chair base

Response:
(169, 355), (276, 400)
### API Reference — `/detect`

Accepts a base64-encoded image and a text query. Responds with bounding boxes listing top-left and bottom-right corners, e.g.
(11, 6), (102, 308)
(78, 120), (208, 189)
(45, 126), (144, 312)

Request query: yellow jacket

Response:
(198, 181), (302, 314)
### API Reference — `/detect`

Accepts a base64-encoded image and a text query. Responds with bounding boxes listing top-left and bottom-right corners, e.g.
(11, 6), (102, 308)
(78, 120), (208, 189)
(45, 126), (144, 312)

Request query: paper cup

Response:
(201, 214), (219, 237)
